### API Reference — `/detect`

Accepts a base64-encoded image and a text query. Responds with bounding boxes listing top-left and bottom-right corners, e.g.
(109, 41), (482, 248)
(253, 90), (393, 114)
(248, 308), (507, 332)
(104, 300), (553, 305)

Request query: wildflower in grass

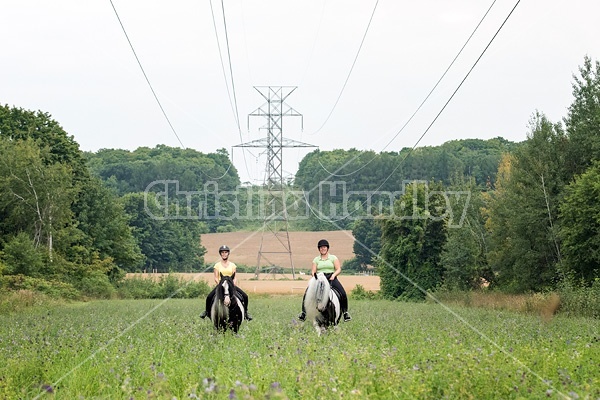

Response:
(41, 384), (53, 393)
(228, 388), (236, 399)
(203, 377), (217, 393)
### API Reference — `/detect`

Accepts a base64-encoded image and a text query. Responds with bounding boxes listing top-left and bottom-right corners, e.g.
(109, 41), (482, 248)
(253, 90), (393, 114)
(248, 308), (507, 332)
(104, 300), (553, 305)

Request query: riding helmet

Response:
(317, 239), (329, 249)
(218, 245), (230, 253)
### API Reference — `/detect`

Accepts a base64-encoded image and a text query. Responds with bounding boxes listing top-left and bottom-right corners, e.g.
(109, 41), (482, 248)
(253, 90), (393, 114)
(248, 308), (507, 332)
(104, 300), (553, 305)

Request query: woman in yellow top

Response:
(298, 239), (351, 322)
(200, 245), (252, 320)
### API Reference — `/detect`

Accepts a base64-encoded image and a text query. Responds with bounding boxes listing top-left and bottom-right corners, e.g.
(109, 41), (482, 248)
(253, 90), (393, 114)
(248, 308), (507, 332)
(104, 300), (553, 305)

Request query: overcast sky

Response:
(2, 0), (599, 184)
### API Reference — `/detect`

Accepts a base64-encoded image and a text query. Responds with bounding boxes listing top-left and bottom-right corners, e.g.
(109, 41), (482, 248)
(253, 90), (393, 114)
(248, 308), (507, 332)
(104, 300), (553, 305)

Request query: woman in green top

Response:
(298, 239), (351, 322)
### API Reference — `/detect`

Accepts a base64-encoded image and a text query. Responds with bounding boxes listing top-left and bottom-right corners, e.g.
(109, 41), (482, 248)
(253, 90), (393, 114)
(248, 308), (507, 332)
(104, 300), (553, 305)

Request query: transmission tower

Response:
(235, 86), (316, 279)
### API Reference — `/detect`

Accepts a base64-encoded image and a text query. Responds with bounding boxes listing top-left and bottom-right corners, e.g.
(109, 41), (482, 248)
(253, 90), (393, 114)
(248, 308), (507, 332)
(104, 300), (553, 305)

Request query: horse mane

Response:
(218, 274), (235, 297)
(304, 272), (341, 334)
(211, 273), (244, 333)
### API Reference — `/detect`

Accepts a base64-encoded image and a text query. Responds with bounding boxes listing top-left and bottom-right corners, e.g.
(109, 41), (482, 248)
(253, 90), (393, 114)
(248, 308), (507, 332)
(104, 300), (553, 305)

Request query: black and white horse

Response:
(211, 275), (245, 333)
(303, 272), (341, 335)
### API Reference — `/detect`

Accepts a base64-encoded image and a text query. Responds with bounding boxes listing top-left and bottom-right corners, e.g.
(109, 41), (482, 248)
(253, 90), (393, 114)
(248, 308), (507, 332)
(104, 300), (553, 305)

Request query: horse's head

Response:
(218, 275), (235, 307)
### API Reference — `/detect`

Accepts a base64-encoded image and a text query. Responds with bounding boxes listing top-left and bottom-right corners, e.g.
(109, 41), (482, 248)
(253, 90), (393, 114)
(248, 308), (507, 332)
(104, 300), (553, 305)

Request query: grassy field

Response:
(1, 297), (598, 399)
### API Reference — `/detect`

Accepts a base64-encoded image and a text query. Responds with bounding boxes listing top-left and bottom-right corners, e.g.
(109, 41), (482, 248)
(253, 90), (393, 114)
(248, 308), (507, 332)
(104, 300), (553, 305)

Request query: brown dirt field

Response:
(126, 272), (380, 295)
(200, 230), (356, 272)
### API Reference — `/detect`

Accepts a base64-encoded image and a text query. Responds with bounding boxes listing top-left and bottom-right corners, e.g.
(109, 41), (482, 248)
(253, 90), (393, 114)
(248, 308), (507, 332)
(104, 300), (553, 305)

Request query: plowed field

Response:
(200, 230), (356, 271)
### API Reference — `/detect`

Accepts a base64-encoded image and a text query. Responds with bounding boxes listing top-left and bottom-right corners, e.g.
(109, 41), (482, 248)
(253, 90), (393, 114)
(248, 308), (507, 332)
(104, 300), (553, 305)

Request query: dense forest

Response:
(1, 56), (599, 303)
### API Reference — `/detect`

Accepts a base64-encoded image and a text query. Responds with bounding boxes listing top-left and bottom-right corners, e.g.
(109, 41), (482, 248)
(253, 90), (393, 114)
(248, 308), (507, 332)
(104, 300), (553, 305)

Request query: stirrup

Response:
(245, 312), (253, 321)
(343, 312), (352, 322)
(200, 310), (207, 319)
(298, 312), (306, 321)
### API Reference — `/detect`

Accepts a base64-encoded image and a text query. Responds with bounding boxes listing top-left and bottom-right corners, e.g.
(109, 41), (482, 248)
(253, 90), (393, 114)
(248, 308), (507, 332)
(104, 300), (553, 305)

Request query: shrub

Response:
(2, 233), (45, 277)
(115, 277), (156, 299)
(76, 271), (116, 299)
(351, 284), (380, 300)
(0, 290), (58, 314)
(116, 274), (210, 299)
(558, 277), (600, 318)
(0, 275), (80, 300)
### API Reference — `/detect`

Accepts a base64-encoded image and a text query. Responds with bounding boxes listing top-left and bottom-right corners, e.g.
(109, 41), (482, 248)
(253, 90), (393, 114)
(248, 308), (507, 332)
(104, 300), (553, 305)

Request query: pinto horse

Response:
(210, 275), (245, 333)
(303, 272), (341, 335)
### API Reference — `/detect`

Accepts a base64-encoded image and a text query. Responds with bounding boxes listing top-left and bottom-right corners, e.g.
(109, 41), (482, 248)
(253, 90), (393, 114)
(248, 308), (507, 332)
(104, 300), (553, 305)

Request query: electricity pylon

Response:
(235, 86), (316, 279)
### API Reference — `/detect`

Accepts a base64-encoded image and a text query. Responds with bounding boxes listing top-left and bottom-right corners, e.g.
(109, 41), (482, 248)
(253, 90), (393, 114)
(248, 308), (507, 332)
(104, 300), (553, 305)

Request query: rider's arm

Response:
(213, 265), (220, 284)
(232, 265), (238, 285)
(331, 256), (341, 280)
(311, 261), (318, 277)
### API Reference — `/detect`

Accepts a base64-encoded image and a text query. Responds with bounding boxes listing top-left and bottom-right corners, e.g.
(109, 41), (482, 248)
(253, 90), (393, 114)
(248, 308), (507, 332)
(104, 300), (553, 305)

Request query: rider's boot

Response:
(343, 312), (352, 322)
(245, 311), (253, 321)
(298, 311), (306, 321)
(200, 310), (207, 319)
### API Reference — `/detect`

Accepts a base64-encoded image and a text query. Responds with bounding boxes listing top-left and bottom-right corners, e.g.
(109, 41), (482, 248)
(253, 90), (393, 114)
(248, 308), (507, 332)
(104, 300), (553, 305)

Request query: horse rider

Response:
(200, 245), (253, 321)
(298, 239), (351, 322)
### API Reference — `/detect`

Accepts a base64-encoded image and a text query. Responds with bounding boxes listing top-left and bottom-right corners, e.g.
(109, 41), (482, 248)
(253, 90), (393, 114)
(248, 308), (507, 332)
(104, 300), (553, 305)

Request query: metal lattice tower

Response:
(235, 86), (315, 279)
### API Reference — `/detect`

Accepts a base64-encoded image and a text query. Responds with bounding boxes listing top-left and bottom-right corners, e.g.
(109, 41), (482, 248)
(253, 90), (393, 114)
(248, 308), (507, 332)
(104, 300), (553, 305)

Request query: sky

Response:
(2, 0), (599, 185)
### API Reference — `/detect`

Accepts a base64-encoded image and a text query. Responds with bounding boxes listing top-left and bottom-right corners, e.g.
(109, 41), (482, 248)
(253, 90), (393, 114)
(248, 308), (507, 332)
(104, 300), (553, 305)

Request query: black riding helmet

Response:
(317, 239), (329, 249)
(218, 245), (230, 253)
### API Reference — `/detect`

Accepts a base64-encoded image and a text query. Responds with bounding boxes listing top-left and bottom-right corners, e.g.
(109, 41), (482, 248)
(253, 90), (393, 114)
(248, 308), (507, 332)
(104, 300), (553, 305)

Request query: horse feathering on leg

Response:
(303, 272), (341, 335)
(211, 275), (245, 333)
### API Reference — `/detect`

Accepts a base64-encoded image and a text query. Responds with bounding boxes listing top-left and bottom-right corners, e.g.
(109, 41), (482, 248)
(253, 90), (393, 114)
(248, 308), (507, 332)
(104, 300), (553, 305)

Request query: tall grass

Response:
(431, 281), (600, 319)
(1, 297), (598, 399)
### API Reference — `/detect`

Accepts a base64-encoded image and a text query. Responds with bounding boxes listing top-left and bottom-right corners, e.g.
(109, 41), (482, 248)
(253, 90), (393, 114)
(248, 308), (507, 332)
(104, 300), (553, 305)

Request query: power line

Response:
(210, 0), (239, 130)
(308, 0), (379, 136)
(108, 0), (185, 149)
(220, 0), (242, 131)
(342, 0), (523, 219)
(302, 0), (522, 220)
(210, 0), (252, 180)
(317, 0), (499, 178)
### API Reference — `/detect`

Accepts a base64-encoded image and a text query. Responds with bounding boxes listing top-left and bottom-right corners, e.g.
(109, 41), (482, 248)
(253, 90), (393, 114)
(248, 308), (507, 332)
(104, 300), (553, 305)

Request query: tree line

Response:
(369, 56), (600, 298)
(1, 56), (598, 302)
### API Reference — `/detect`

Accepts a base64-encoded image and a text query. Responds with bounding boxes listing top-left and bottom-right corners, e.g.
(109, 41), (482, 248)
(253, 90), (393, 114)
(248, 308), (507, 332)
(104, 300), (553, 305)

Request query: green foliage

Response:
(564, 56), (600, 178)
(440, 180), (490, 290)
(115, 275), (210, 299)
(0, 138), (77, 254)
(74, 271), (116, 299)
(559, 162), (600, 284)
(0, 105), (88, 178)
(341, 257), (362, 273)
(0, 275), (80, 299)
(216, 224), (235, 233)
(378, 182), (448, 300)
(85, 145), (241, 233)
(483, 113), (565, 292)
(350, 284), (380, 300)
(69, 177), (143, 269)
(351, 218), (381, 267)
(121, 193), (206, 272)
(2, 233), (45, 277)
(0, 290), (60, 314)
(558, 278), (600, 318)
